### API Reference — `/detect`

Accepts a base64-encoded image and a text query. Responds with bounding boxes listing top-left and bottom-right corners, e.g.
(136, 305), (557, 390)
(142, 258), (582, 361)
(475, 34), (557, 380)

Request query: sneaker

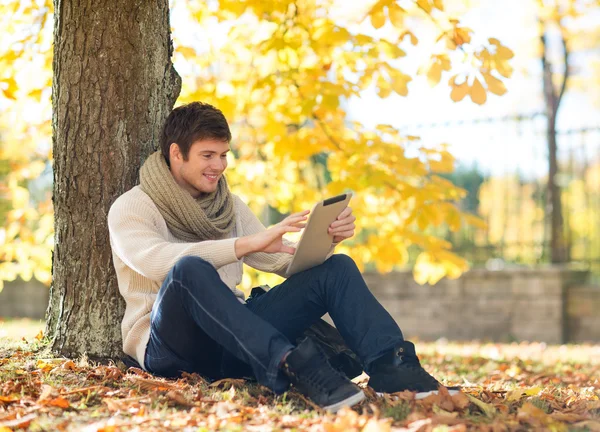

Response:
(281, 338), (365, 412)
(367, 341), (460, 399)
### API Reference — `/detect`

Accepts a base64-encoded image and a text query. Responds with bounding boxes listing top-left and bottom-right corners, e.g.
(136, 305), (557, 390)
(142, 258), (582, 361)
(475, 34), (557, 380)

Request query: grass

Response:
(0, 319), (599, 431)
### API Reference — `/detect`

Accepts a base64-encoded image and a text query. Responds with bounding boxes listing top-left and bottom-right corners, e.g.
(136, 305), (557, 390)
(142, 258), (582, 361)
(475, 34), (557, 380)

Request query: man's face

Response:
(169, 139), (230, 198)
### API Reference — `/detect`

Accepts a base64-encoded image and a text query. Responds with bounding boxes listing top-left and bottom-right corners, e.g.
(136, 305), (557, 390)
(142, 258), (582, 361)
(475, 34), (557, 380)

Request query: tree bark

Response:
(47, 0), (181, 359)
(541, 27), (569, 264)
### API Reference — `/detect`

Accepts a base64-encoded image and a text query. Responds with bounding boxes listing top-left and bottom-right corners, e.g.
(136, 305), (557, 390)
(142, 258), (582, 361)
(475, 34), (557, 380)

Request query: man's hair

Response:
(160, 102), (232, 165)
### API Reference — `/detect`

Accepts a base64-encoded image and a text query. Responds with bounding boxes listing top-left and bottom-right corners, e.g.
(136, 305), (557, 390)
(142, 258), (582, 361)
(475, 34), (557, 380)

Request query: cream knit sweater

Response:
(108, 186), (336, 368)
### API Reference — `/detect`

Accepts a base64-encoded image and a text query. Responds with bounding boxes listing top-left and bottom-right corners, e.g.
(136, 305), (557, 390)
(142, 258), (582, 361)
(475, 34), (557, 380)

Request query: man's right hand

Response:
(234, 210), (309, 259)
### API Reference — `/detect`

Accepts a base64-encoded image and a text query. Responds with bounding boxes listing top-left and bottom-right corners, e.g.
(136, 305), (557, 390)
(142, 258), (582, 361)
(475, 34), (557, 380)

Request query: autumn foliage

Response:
(0, 336), (598, 431)
(0, 0), (518, 290)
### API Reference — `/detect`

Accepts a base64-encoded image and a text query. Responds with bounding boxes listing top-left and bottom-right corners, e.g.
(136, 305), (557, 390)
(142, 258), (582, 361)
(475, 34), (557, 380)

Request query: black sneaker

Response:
(281, 338), (365, 412)
(368, 341), (460, 399)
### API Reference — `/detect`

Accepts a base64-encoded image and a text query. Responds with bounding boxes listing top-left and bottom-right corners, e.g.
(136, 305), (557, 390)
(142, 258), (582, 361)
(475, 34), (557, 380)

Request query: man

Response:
(108, 102), (454, 413)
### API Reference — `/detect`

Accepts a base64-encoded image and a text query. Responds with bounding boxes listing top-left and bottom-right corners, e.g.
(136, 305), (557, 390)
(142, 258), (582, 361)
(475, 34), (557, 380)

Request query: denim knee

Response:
(171, 256), (218, 281)
(325, 254), (358, 272)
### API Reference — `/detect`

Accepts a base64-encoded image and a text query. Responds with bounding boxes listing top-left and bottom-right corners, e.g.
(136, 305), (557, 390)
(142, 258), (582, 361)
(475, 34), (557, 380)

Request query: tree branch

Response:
(556, 26), (570, 115)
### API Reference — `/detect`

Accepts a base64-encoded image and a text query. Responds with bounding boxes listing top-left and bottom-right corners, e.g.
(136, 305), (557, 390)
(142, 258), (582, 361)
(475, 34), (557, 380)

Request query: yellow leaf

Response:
(1, 77), (18, 100)
(454, 26), (472, 45)
(489, 38), (514, 60)
(506, 386), (543, 402)
(495, 59), (513, 78)
(433, 0), (444, 11)
(462, 213), (487, 230)
(400, 30), (418, 45)
(426, 62), (443, 87)
(370, 6), (386, 29)
(466, 394), (497, 417)
(388, 68), (411, 96)
(445, 204), (461, 232)
(416, 0), (432, 13)
(176, 46), (196, 58)
(388, 3), (404, 28)
(450, 77), (469, 102)
(469, 77), (486, 105)
(376, 75), (392, 98)
(36, 360), (56, 372)
(35, 330), (44, 341)
(379, 40), (405, 58)
(482, 72), (506, 96)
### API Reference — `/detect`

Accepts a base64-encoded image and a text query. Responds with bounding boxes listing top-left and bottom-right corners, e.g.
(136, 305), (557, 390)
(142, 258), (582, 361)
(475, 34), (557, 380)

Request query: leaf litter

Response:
(0, 337), (598, 431)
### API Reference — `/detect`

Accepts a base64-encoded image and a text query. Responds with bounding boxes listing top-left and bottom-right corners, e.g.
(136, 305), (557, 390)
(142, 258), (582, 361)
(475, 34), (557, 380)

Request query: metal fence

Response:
(401, 112), (600, 281)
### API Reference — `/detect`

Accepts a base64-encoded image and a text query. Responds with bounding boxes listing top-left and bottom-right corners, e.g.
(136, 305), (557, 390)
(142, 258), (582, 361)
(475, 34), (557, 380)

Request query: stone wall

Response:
(1, 267), (599, 343)
(363, 267), (597, 344)
(566, 285), (600, 343)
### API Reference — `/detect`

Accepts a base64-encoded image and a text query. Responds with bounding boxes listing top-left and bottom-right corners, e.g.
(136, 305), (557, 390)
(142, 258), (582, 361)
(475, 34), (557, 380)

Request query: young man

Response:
(108, 102), (454, 413)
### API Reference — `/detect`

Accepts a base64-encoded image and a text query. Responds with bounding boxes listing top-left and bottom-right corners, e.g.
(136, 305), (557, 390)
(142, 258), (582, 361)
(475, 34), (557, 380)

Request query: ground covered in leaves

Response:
(0, 327), (599, 431)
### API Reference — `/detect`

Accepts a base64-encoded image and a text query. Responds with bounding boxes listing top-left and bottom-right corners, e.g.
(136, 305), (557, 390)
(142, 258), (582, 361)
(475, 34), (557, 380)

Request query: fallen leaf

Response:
(61, 360), (77, 371)
(0, 414), (37, 429)
(36, 360), (56, 373)
(506, 386), (542, 402)
(166, 390), (194, 406)
(0, 396), (18, 405)
(127, 376), (179, 391)
(209, 378), (247, 389)
(451, 392), (470, 410)
(46, 397), (70, 409)
(573, 420), (600, 431)
(362, 418), (392, 432)
(38, 384), (55, 401)
(551, 412), (591, 422)
(466, 394), (497, 417)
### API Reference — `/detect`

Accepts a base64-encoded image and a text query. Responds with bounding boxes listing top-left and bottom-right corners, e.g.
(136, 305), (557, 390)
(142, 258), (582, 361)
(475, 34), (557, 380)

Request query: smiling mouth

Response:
(204, 174), (219, 181)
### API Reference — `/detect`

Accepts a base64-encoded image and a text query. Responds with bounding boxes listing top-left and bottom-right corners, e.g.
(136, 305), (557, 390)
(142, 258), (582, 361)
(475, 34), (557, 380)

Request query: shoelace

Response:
(301, 358), (349, 394)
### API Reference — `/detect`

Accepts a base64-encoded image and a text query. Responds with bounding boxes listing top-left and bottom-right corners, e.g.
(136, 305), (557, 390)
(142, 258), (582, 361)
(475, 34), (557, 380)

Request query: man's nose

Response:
(211, 158), (226, 171)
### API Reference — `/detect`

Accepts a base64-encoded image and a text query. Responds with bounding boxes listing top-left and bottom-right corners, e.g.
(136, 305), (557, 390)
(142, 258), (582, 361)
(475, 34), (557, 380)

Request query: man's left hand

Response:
(329, 206), (356, 244)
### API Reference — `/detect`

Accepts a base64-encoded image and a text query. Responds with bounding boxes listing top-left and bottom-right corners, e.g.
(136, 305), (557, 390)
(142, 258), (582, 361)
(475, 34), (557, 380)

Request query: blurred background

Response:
(0, 0), (599, 345)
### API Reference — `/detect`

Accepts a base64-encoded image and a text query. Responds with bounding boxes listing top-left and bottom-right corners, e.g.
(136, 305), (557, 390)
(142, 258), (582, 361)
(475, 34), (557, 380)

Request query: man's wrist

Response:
(234, 235), (256, 259)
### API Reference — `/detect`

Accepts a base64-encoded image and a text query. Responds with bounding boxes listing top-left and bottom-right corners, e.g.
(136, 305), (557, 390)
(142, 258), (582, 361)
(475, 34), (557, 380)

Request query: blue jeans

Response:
(144, 254), (404, 394)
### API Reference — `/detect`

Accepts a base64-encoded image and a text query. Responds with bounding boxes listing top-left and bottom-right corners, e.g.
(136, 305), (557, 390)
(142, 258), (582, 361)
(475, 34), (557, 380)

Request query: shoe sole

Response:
(323, 390), (366, 413)
(376, 389), (460, 399)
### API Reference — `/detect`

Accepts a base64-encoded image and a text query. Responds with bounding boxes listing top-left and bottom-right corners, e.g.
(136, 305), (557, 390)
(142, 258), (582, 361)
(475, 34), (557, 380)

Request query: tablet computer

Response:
(285, 193), (352, 277)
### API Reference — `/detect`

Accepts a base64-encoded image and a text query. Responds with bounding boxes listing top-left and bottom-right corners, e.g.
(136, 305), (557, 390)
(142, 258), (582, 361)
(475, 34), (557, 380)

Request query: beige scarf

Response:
(139, 151), (235, 242)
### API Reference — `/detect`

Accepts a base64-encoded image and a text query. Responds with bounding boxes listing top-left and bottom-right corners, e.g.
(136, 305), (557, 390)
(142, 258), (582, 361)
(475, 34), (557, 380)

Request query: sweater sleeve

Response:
(235, 196), (337, 278)
(108, 193), (240, 282)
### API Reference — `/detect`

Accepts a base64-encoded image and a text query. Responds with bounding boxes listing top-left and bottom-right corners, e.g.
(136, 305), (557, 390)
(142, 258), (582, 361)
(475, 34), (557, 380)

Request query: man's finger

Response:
(329, 222), (355, 233)
(330, 215), (356, 228)
(336, 206), (352, 220)
(280, 245), (296, 254)
(333, 230), (354, 239)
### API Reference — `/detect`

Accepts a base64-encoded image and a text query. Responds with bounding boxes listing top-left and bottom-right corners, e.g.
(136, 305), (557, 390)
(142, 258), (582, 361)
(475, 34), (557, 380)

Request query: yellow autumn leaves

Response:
(0, 0), (516, 290)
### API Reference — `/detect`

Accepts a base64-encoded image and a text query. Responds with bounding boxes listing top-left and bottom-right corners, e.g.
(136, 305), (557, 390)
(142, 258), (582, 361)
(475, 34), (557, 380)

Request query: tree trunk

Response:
(47, 0), (181, 359)
(541, 27), (569, 264)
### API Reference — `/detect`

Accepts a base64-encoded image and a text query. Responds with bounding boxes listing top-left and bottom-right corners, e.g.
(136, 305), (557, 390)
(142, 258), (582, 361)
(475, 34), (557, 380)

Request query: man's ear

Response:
(169, 143), (181, 163)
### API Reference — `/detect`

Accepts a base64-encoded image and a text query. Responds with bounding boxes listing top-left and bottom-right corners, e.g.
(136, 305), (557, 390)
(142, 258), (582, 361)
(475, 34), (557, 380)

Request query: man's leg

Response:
(247, 254), (458, 397)
(245, 254), (404, 371)
(144, 256), (295, 393)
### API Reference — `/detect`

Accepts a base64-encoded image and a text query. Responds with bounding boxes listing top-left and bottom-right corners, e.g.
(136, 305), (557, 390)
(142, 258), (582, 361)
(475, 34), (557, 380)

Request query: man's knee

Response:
(325, 254), (358, 272)
(171, 256), (217, 280)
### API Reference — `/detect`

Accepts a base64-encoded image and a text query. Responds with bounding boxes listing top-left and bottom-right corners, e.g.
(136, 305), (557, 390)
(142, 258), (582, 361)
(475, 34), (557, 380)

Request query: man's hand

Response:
(329, 206), (356, 244)
(235, 210), (309, 259)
